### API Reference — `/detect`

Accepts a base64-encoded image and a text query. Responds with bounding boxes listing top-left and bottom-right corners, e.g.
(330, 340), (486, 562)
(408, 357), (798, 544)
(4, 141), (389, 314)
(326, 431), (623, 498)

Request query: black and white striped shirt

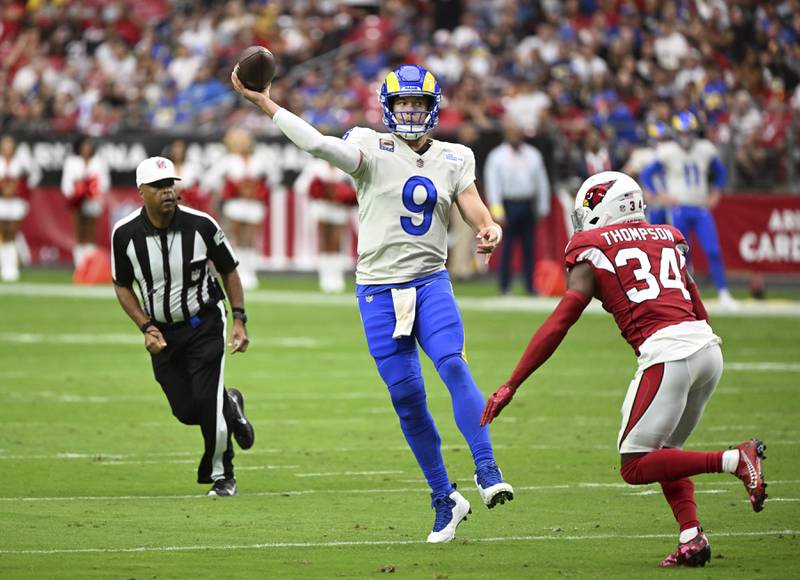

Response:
(111, 205), (239, 325)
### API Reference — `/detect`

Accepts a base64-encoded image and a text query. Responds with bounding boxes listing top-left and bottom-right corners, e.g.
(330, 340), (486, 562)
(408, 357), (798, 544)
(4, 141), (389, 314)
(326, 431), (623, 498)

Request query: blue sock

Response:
(437, 354), (495, 466)
(388, 376), (452, 497)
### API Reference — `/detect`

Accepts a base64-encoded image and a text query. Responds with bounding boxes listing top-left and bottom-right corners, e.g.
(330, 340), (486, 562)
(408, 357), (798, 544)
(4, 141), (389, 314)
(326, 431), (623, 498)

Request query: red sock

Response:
(621, 449), (724, 484)
(661, 478), (700, 532)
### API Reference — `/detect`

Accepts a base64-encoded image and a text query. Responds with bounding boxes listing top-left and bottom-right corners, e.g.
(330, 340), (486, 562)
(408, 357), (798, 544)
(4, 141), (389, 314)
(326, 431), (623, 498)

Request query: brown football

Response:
(236, 46), (275, 91)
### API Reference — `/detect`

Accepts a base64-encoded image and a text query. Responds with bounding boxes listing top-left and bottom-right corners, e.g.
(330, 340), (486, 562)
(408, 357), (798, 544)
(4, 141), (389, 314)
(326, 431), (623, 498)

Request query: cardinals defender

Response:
(231, 63), (513, 543)
(482, 171), (768, 568)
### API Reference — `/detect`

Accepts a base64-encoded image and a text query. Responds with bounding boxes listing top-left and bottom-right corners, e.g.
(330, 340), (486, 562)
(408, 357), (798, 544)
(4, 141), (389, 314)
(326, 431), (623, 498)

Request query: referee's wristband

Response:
(140, 320), (156, 333)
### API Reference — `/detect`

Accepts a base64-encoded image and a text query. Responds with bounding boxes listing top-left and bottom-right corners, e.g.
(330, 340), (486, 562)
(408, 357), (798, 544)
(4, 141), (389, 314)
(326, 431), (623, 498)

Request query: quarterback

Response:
(482, 171), (767, 567)
(231, 64), (513, 542)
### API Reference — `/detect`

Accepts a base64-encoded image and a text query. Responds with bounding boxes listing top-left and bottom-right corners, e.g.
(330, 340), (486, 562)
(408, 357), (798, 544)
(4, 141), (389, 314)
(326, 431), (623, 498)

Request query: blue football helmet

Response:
(671, 111), (699, 133)
(646, 120), (669, 140)
(379, 64), (442, 140)
(671, 111), (699, 148)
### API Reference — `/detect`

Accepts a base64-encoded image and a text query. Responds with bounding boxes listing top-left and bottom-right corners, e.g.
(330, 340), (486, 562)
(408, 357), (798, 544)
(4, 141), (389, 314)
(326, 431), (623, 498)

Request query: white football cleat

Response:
(427, 486), (471, 543)
(717, 289), (740, 311)
(474, 462), (514, 508)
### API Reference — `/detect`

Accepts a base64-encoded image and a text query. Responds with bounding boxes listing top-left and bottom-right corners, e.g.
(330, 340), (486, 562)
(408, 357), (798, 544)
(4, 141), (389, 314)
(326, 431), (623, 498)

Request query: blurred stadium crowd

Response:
(1, 0), (798, 190)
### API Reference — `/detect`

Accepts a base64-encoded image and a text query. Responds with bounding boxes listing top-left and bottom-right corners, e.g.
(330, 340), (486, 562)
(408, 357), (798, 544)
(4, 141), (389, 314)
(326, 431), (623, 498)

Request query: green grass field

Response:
(1, 272), (798, 578)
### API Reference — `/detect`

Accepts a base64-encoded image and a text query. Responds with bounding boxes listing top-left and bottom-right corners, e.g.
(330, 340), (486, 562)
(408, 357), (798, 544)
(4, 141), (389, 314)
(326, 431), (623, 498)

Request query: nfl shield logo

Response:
(366, 295), (374, 303)
(191, 270), (201, 281)
(416, 158), (424, 168)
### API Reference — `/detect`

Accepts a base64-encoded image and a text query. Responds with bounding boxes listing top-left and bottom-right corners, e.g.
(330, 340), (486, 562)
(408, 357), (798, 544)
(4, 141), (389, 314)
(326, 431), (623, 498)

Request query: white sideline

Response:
(1, 530), (796, 556)
(2, 283), (800, 317)
(1, 441), (798, 462)
(0, 480), (796, 502)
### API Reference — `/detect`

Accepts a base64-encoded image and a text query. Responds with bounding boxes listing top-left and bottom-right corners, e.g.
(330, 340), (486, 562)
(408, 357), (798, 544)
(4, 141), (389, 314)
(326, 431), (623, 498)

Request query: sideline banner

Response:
(690, 195), (800, 274)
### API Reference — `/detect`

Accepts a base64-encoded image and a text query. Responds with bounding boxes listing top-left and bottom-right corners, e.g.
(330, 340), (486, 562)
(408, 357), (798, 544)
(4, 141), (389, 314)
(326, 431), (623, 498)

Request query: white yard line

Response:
(726, 362), (800, 372)
(0, 530), (796, 556)
(3, 283), (799, 317)
(0, 332), (322, 348)
(295, 470), (404, 477)
(1, 480), (797, 502)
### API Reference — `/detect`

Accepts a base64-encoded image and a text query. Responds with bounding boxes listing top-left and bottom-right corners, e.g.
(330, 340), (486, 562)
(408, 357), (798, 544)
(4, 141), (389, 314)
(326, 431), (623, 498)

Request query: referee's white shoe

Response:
(227, 388), (255, 450)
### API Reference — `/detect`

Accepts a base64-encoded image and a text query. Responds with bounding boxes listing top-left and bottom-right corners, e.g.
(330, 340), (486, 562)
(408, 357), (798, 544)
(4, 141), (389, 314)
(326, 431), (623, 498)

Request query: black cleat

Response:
(208, 477), (237, 497)
(227, 388), (255, 450)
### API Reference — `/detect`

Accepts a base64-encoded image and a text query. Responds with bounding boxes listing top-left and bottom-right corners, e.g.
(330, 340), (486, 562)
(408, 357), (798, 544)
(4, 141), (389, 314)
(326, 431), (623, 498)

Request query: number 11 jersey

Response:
(343, 127), (476, 285)
(565, 222), (719, 364)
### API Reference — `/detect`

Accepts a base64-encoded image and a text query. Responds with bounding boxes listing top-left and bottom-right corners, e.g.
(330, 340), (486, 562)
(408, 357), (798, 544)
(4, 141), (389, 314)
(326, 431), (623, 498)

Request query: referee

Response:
(112, 156), (255, 497)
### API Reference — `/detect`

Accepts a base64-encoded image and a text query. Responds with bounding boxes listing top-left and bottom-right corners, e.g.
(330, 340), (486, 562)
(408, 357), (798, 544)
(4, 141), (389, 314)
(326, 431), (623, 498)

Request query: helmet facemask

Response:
(379, 65), (442, 141)
(388, 96), (437, 140)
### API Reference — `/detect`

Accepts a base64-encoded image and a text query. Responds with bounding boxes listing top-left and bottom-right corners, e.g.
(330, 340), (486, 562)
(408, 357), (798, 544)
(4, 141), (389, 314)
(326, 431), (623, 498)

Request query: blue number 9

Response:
(400, 176), (438, 236)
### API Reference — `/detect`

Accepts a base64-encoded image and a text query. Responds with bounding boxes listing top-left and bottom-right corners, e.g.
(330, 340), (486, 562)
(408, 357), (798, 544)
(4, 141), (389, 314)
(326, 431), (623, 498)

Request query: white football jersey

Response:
(655, 139), (720, 206)
(344, 127), (475, 284)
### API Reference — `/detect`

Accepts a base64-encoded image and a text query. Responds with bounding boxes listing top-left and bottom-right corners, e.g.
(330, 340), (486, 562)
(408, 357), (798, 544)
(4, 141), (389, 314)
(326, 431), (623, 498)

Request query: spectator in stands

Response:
(164, 140), (209, 214)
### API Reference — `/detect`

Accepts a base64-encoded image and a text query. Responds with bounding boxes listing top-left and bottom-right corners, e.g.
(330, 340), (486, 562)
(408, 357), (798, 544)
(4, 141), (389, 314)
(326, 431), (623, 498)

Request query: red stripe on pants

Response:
(619, 363), (665, 448)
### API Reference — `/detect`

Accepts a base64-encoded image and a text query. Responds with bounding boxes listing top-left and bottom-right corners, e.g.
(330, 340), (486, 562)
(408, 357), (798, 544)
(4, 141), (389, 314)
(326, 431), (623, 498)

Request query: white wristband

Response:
(487, 224), (503, 243)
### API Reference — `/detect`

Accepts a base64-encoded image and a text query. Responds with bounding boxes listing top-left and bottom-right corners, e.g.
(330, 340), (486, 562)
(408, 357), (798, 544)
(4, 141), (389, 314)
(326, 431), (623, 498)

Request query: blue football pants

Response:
(358, 276), (495, 496)
(671, 205), (728, 291)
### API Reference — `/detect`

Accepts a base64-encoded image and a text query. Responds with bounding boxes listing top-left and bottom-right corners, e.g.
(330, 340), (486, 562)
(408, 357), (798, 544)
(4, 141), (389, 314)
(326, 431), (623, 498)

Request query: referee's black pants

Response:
(150, 302), (235, 484)
(499, 199), (537, 295)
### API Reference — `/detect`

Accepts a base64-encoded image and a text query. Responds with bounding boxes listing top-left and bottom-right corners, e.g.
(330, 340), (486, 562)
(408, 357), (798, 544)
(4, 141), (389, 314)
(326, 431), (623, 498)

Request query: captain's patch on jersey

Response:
(214, 229), (226, 245)
(379, 139), (395, 152)
(444, 152), (464, 164)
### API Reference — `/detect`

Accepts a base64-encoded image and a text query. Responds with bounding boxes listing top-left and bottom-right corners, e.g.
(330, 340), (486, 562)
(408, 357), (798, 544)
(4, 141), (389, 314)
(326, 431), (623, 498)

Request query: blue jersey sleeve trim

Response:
(640, 160), (664, 192)
(709, 157), (727, 189)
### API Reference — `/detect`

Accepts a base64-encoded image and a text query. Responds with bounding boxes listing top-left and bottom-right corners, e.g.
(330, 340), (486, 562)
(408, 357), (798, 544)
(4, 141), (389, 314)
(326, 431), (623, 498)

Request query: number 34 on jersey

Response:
(565, 223), (698, 352)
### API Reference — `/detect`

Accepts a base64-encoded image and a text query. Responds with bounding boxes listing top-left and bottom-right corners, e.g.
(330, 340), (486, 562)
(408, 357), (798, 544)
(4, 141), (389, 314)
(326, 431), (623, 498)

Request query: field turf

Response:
(0, 272), (798, 578)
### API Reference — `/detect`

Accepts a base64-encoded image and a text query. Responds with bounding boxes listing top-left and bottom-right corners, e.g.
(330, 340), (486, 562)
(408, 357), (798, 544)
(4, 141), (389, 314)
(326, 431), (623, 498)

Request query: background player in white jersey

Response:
(640, 112), (737, 309)
(0, 135), (40, 281)
(624, 121), (669, 225)
(231, 63), (513, 543)
(481, 172), (767, 568)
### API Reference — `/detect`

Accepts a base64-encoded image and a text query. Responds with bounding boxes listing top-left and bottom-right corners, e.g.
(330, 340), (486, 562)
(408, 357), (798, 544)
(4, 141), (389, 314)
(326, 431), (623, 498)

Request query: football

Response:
(235, 46), (276, 92)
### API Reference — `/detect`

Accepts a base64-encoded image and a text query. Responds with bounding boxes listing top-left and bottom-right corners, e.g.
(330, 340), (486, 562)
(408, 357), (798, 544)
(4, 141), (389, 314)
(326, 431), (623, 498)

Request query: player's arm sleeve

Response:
(709, 156), (727, 189)
(111, 227), (134, 287)
(483, 150), (502, 214)
(685, 272), (709, 321)
(640, 160), (664, 192)
(507, 287), (591, 389)
(454, 146), (477, 196)
(272, 108), (362, 175)
(204, 217), (239, 275)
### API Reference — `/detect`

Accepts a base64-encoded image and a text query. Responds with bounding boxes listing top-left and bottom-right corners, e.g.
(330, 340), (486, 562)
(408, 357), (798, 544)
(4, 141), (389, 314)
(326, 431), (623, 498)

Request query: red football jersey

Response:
(565, 222), (697, 354)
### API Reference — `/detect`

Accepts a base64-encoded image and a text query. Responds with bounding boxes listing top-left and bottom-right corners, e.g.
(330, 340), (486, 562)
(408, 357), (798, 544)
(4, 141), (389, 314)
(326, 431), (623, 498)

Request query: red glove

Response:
(480, 383), (517, 426)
